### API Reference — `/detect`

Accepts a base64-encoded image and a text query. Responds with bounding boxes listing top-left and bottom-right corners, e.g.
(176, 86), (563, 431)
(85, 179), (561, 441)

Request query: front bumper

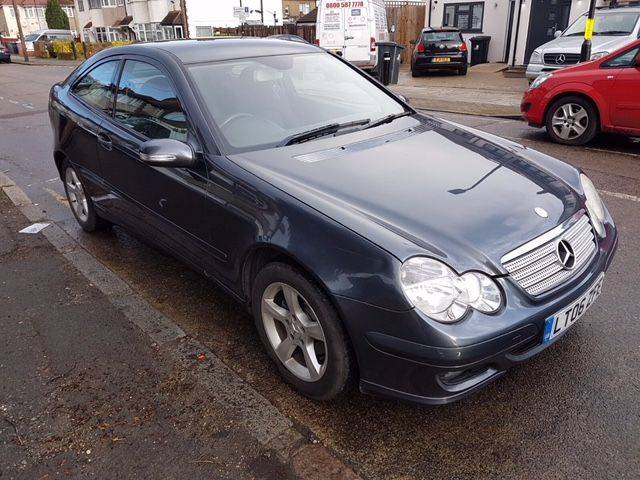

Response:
(526, 62), (571, 80)
(336, 224), (618, 405)
(521, 85), (547, 126)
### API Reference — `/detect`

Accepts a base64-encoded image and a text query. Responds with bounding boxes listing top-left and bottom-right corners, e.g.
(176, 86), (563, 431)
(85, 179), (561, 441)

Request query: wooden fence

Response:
(214, 24), (317, 44)
(386, 2), (426, 63)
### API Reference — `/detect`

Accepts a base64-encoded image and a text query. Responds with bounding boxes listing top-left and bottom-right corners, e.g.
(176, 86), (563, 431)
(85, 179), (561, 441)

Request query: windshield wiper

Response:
(364, 111), (412, 130)
(594, 30), (629, 36)
(280, 118), (371, 146)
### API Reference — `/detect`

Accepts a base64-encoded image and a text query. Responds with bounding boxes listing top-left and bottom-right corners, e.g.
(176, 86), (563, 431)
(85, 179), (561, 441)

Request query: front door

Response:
(608, 47), (640, 131)
(524, 0), (572, 63)
(97, 57), (214, 273)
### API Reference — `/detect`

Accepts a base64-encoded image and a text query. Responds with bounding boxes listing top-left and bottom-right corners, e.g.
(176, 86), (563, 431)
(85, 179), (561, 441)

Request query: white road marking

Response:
(599, 190), (640, 203)
(587, 147), (640, 158)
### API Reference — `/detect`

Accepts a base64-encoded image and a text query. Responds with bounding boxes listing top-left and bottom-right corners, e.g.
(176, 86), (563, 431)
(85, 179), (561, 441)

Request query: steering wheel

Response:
(220, 113), (255, 130)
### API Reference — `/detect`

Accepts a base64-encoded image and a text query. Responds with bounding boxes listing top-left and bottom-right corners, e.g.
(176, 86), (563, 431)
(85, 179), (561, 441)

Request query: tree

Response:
(45, 0), (70, 30)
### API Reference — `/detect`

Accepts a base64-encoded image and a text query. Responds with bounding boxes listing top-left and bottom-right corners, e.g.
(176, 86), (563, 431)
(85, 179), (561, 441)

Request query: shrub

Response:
(45, 0), (70, 30)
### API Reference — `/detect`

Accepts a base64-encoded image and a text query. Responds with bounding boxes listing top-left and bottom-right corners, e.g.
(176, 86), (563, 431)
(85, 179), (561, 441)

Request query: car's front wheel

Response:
(545, 96), (598, 145)
(252, 262), (354, 400)
(62, 161), (111, 232)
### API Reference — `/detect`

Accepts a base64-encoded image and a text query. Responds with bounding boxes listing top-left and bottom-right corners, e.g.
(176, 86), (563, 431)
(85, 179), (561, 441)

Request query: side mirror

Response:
(391, 25), (396, 33)
(397, 94), (410, 104)
(139, 139), (196, 168)
(554, 30), (562, 38)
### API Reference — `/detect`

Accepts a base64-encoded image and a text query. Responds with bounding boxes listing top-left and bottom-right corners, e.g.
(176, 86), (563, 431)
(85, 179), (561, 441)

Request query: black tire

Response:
(251, 262), (354, 401)
(61, 161), (111, 232)
(458, 65), (468, 75)
(411, 67), (421, 77)
(545, 95), (598, 146)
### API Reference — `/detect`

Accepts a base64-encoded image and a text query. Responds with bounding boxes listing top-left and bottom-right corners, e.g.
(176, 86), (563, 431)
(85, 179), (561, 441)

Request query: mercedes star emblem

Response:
(534, 207), (549, 218)
(555, 54), (566, 64)
(556, 239), (576, 270)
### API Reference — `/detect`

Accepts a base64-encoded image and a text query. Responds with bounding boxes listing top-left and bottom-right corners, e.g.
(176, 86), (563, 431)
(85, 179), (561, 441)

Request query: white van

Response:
(23, 30), (73, 52)
(315, 0), (389, 70)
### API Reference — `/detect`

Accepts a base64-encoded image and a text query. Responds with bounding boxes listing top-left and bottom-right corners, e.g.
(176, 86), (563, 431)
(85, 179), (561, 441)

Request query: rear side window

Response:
(603, 47), (640, 68)
(114, 60), (188, 141)
(71, 60), (119, 115)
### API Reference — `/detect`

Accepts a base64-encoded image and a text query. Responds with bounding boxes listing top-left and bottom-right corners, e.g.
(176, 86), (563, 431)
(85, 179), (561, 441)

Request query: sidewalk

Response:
(390, 63), (528, 118)
(9, 55), (82, 67)
(0, 189), (357, 480)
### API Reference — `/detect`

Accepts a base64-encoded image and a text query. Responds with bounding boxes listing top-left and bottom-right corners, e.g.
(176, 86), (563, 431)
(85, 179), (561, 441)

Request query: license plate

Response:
(433, 57), (451, 63)
(543, 273), (604, 344)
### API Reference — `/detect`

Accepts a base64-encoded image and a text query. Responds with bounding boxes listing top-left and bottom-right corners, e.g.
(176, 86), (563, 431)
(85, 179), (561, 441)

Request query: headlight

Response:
(529, 50), (542, 64)
(590, 51), (609, 60)
(400, 257), (503, 323)
(529, 73), (552, 90)
(580, 174), (607, 238)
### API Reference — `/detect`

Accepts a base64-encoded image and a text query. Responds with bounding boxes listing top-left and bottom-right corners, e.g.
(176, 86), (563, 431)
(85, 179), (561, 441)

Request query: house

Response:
(425, 0), (618, 66)
(75, 0), (184, 43)
(283, 0), (315, 22)
(73, 0), (284, 42)
(0, 0), (77, 38)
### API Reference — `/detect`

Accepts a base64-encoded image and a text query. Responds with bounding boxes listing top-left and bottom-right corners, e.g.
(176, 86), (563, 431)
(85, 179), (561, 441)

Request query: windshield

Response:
(24, 34), (40, 42)
(563, 12), (640, 37)
(188, 53), (406, 153)
(423, 32), (461, 42)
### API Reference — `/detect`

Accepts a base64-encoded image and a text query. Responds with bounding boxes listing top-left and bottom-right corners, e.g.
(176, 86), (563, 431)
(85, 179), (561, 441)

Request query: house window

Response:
(95, 27), (108, 42)
(443, 2), (484, 32)
(62, 6), (74, 17)
(9, 6), (15, 18)
(77, 0), (84, 12)
(89, 0), (101, 9)
(24, 6), (36, 19)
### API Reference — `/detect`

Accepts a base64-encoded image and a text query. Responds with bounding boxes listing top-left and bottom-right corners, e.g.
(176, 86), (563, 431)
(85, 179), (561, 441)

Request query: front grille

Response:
(502, 213), (597, 296)
(543, 53), (581, 65)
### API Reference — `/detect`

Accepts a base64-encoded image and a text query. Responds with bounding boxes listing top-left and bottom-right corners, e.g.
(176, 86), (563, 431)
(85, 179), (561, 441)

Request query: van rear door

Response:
(343, 3), (371, 64)
(318, 3), (346, 53)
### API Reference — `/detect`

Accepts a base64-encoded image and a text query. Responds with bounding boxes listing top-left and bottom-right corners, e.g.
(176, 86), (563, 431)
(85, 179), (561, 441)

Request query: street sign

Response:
(233, 6), (249, 20)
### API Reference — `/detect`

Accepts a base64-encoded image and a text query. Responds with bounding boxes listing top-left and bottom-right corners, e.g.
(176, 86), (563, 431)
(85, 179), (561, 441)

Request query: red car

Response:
(522, 39), (640, 145)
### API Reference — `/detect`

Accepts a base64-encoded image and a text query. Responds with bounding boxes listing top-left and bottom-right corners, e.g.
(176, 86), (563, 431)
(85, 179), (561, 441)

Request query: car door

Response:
(96, 57), (216, 274)
(607, 46), (640, 131)
(63, 58), (121, 194)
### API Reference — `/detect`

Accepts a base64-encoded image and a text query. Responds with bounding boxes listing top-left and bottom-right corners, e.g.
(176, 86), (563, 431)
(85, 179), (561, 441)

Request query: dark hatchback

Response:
(49, 39), (617, 405)
(0, 43), (11, 63)
(411, 27), (468, 76)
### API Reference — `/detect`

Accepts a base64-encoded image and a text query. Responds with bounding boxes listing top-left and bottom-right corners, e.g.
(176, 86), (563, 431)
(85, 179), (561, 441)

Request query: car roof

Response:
(121, 38), (321, 64)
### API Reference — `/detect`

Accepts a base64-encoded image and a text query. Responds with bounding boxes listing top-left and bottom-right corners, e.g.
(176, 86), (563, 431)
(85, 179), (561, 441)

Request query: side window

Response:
(114, 60), (188, 142)
(603, 47), (640, 68)
(71, 60), (119, 114)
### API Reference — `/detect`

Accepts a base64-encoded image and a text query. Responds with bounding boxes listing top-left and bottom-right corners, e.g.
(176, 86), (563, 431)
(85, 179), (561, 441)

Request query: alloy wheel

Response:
(65, 167), (89, 223)
(551, 103), (589, 140)
(261, 282), (327, 382)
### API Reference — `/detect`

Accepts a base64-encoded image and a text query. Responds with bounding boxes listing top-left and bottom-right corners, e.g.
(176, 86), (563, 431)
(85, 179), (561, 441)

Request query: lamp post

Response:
(11, 0), (28, 63)
(580, 0), (598, 62)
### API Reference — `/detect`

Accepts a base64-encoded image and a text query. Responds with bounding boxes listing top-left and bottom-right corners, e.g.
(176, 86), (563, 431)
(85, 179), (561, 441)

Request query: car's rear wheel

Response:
(458, 65), (468, 75)
(545, 96), (598, 145)
(62, 161), (111, 232)
(411, 68), (421, 77)
(252, 262), (354, 400)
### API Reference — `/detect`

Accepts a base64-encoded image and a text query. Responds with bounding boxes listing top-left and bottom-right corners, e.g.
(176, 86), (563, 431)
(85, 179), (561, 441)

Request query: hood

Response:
(541, 35), (634, 54)
(229, 116), (581, 274)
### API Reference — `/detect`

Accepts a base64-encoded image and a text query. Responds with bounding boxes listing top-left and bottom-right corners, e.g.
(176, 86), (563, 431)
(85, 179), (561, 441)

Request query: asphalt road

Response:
(1, 63), (639, 480)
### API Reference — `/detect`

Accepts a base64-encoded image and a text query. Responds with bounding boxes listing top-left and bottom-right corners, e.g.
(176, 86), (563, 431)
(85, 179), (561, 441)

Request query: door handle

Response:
(97, 132), (112, 151)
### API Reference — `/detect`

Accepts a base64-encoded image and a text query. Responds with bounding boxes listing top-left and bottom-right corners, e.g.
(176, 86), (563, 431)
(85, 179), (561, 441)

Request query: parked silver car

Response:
(526, 7), (640, 80)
